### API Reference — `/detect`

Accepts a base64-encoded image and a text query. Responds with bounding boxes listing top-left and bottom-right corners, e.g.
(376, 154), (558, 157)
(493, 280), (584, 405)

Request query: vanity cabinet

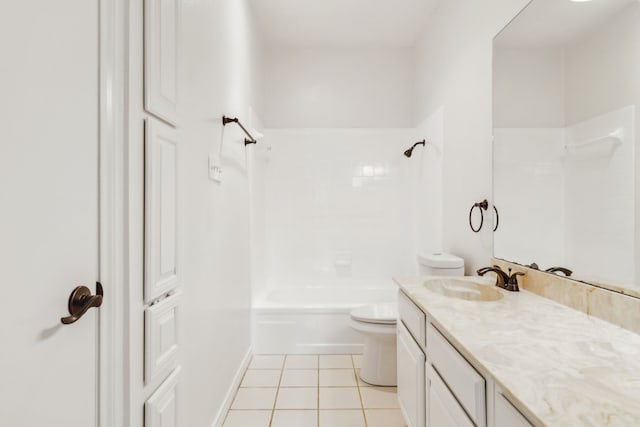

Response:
(398, 290), (534, 427)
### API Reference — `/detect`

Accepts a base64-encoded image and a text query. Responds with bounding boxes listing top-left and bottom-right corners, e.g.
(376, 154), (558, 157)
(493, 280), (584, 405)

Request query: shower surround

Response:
(249, 128), (423, 353)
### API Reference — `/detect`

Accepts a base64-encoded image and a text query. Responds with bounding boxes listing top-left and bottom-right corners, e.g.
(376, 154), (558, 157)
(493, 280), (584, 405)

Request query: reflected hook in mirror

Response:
(545, 267), (573, 277)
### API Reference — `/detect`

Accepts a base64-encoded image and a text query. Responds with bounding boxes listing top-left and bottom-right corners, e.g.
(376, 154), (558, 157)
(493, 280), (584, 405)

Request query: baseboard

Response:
(211, 347), (252, 427)
(295, 343), (364, 355)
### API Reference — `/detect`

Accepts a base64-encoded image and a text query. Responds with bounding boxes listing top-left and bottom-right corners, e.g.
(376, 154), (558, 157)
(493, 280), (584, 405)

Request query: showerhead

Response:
(404, 140), (426, 158)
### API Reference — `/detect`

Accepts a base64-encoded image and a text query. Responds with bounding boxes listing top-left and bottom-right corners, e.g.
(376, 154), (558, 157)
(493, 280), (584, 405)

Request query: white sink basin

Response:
(423, 277), (503, 302)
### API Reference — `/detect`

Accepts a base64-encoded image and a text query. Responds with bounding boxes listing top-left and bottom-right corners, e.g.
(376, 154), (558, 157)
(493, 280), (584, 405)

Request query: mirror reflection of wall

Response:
(493, 0), (640, 290)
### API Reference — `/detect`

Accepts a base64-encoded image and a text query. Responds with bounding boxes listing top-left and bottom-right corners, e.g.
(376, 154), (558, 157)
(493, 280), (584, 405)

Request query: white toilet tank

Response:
(418, 252), (464, 276)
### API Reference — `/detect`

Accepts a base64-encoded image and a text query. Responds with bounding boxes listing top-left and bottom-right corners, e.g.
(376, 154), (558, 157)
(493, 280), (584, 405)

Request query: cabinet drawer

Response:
(495, 392), (532, 427)
(426, 363), (474, 427)
(398, 291), (426, 348)
(427, 323), (486, 427)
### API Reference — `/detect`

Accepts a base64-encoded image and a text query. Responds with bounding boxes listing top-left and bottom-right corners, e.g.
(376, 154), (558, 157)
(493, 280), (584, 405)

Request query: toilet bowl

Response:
(349, 303), (398, 386)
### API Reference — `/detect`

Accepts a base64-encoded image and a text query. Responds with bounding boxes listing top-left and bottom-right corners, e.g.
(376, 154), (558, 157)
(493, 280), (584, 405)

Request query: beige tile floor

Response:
(222, 354), (407, 427)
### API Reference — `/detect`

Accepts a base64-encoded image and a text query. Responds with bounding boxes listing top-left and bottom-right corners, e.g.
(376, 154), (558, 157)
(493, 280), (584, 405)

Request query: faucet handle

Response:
(505, 271), (525, 292)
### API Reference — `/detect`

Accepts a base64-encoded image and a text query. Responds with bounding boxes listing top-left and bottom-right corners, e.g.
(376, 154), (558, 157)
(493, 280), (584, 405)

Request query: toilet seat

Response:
(350, 303), (397, 325)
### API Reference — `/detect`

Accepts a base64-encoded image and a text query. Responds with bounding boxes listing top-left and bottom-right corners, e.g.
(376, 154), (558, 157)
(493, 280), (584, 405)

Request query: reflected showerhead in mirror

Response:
(404, 140), (427, 158)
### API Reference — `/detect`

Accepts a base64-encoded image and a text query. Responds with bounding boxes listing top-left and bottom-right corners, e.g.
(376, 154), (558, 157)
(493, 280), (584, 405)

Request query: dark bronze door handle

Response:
(61, 282), (104, 325)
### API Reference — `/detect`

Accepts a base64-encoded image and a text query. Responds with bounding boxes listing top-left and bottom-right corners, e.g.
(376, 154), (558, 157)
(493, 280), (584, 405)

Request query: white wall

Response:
(414, 108), (445, 258)
(493, 48), (565, 128)
(256, 129), (419, 289)
(179, 0), (262, 425)
(493, 128), (565, 267)
(413, 0), (530, 273)
(492, 47), (567, 268)
(564, 4), (640, 285)
(564, 3), (640, 126)
(261, 47), (415, 128)
(564, 107), (635, 285)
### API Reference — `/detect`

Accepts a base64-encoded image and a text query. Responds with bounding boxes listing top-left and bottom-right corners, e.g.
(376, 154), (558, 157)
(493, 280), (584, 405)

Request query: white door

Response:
(0, 0), (101, 426)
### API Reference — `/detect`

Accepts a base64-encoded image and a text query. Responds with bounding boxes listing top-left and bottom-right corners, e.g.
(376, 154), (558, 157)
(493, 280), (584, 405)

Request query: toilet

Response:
(349, 252), (465, 386)
(417, 252), (465, 276)
(349, 302), (398, 386)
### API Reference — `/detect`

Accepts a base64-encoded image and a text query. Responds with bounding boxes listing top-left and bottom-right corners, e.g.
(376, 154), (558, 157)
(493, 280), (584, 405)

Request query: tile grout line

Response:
(225, 354), (401, 426)
(267, 355), (286, 427)
(317, 354), (320, 427)
(353, 354), (369, 427)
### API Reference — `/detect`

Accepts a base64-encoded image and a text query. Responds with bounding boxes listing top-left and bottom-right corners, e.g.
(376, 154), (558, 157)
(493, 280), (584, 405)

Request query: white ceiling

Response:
(495, 0), (636, 48)
(249, 0), (441, 47)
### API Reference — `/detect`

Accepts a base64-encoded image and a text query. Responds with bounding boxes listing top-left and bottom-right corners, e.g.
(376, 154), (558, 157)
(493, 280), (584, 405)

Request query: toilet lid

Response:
(350, 303), (398, 325)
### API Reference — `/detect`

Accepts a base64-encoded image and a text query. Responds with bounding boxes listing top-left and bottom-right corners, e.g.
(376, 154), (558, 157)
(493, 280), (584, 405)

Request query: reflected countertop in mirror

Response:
(492, 0), (640, 295)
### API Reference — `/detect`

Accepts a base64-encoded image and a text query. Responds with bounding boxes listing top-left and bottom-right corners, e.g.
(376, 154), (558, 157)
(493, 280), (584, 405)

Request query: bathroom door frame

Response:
(98, 0), (131, 425)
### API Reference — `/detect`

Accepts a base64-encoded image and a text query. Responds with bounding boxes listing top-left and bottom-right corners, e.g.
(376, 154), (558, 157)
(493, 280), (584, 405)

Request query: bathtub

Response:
(252, 284), (398, 354)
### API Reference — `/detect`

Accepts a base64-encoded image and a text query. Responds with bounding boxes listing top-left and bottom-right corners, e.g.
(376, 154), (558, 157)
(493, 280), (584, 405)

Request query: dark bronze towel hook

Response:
(469, 199), (489, 233)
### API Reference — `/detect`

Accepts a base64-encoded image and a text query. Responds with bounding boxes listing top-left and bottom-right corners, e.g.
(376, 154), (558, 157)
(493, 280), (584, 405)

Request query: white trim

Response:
(99, 0), (128, 425)
(211, 349), (253, 427)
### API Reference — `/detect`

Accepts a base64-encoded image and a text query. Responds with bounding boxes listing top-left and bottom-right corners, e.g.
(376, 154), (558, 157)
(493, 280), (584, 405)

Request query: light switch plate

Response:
(208, 155), (222, 183)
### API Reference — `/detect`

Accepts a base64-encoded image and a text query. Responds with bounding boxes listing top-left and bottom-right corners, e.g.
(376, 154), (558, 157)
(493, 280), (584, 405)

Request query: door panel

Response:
(145, 291), (181, 385)
(144, 119), (180, 302)
(145, 367), (181, 427)
(144, 0), (179, 124)
(0, 0), (99, 426)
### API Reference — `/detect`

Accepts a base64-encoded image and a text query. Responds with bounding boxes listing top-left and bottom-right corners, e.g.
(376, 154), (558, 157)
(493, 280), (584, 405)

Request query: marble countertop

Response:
(394, 276), (640, 427)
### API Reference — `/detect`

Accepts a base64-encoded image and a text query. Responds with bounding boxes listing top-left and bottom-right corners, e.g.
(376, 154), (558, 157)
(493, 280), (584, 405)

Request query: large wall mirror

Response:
(493, 0), (640, 294)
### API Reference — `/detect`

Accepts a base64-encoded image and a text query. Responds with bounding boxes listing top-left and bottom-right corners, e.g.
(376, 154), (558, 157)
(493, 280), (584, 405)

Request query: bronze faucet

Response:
(477, 265), (524, 292)
(545, 267), (572, 277)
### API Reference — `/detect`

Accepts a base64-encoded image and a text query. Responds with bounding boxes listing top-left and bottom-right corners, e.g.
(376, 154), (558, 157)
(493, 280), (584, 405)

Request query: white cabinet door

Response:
(427, 364), (474, 427)
(0, 0), (100, 425)
(397, 322), (426, 427)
